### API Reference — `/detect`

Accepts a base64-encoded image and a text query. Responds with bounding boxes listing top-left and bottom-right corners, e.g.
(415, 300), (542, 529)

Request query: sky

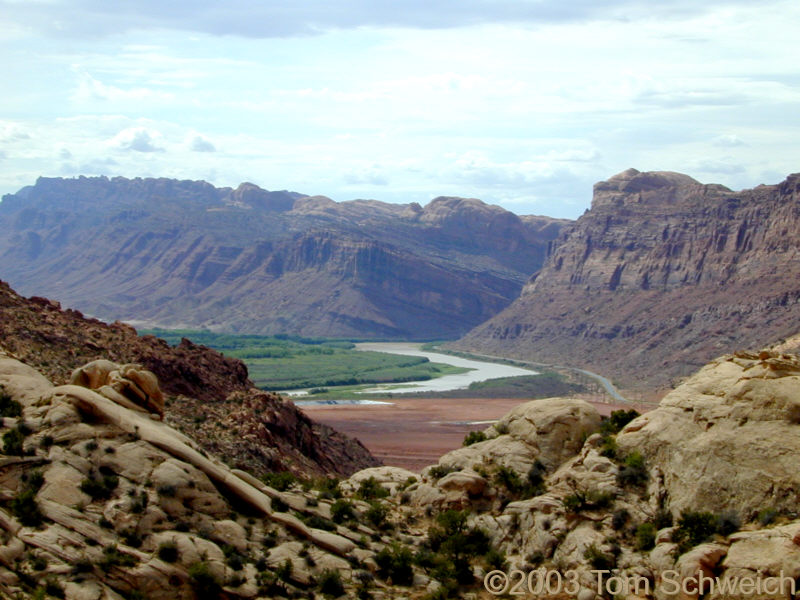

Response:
(1, 0), (799, 219)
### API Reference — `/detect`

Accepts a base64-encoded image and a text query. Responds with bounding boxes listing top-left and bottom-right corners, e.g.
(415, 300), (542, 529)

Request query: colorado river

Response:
(353, 342), (537, 393)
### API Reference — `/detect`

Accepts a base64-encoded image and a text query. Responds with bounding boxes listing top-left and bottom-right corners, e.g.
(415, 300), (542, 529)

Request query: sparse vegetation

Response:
(356, 476), (389, 500)
(635, 522), (657, 551)
(318, 569), (346, 597)
(0, 386), (22, 417)
(616, 450), (649, 488)
(157, 541), (180, 563)
(10, 469), (45, 527)
(188, 561), (222, 599)
(262, 471), (297, 491)
(463, 430), (487, 446)
(330, 499), (357, 524)
(80, 466), (119, 500)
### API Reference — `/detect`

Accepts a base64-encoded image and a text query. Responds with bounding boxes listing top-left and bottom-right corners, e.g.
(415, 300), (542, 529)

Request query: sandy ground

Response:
(301, 395), (650, 473)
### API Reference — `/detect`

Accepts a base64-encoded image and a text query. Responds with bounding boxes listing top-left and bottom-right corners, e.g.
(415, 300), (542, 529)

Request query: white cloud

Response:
(188, 134), (216, 153)
(109, 127), (164, 153)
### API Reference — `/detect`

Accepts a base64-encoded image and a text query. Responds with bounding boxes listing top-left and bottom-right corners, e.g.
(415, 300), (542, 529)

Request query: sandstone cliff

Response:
(0, 176), (568, 339)
(0, 280), (378, 478)
(456, 169), (800, 390)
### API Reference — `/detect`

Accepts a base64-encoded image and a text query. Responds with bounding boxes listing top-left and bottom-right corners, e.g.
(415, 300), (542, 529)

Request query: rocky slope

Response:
(4, 341), (800, 599)
(456, 169), (800, 390)
(0, 176), (568, 339)
(0, 280), (378, 478)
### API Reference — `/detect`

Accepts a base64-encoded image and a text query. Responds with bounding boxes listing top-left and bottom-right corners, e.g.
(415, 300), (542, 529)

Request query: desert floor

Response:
(301, 395), (649, 473)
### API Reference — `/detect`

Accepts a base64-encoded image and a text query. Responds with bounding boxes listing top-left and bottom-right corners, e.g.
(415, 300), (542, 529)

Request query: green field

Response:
(141, 329), (468, 390)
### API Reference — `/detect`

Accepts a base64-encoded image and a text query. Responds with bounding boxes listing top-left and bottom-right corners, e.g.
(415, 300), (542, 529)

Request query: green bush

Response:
(654, 508), (673, 529)
(616, 450), (648, 488)
(635, 522), (657, 551)
(10, 469), (45, 526)
(673, 511), (721, 553)
(188, 562), (222, 600)
(99, 545), (137, 571)
(262, 471), (297, 492)
(463, 431), (487, 446)
(80, 467), (119, 500)
(584, 543), (615, 570)
(600, 409), (640, 435)
(318, 569), (346, 597)
(563, 489), (615, 513)
(157, 541), (180, 563)
(270, 496), (289, 512)
(365, 502), (389, 529)
(330, 499), (356, 524)
(0, 387), (22, 418)
(428, 464), (458, 480)
(356, 477), (389, 500)
(2, 426), (26, 456)
(375, 545), (414, 586)
(757, 507), (779, 526)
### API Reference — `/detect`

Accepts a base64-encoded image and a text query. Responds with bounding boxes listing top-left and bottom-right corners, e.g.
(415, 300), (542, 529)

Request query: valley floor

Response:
(301, 394), (644, 472)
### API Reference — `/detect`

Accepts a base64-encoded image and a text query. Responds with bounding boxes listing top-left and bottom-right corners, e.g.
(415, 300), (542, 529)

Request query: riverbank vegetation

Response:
(141, 329), (467, 390)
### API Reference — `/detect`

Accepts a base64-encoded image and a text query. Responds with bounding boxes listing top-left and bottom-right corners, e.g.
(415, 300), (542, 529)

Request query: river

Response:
(353, 342), (537, 393)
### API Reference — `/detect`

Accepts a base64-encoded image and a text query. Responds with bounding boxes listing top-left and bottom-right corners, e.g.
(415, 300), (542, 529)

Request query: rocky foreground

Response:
(2, 343), (800, 599)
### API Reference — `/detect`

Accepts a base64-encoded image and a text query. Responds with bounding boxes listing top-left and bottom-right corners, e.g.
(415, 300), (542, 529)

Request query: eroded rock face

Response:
(71, 360), (164, 416)
(617, 350), (800, 517)
(0, 351), (372, 600)
(456, 170), (800, 391)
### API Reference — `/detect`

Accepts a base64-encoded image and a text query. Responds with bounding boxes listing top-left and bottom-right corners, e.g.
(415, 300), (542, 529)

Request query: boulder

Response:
(617, 351), (800, 516)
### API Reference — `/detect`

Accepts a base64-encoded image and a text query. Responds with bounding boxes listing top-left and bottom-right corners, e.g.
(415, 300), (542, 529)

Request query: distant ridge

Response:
(455, 169), (800, 390)
(0, 176), (568, 339)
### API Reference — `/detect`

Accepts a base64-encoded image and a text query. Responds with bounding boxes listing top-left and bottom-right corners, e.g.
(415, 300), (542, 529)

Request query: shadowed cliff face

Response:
(456, 169), (800, 390)
(0, 177), (568, 339)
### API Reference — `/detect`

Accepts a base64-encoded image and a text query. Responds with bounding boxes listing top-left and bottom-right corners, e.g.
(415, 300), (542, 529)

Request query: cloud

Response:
(188, 134), (216, 153)
(690, 159), (745, 175)
(712, 134), (746, 147)
(0, 0), (774, 39)
(109, 127), (164, 152)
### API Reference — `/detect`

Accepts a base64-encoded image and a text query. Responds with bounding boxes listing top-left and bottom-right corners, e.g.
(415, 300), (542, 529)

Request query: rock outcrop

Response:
(456, 169), (800, 390)
(0, 176), (568, 339)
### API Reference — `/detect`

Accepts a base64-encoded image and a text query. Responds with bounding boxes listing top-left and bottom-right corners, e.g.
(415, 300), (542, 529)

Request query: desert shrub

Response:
(717, 510), (741, 536)
(654, 508), (673, 529)
(600, 409), (640, 435)
(375, 544), (414, 586)
(611, 509), (630, 531)
(10, 469), (44, 526)
(315, 477), (342, 499)
(276, 558), (293, 582)
(635, 522), (657, 551)
(494, 466), (523, 495)
(525, 460), (547, 496)
(121, 528), (143, 548)
(428, 464), (458, 480)
(157, 541), (179, 563)
(270, 496), (289, 512)
(3, 426), (26, 456)
(757, 507), (780, 526)
(318, 569), (345, 597)
(188, 562), (222, 600)
(563, 489), (615, 513)
(584, 543), (615, 570)
(365, 502), (389, 529)
(302, 513), (337, 531)
(356, 477), (389, 500)
(0, 387), (22, 418)
(99, 545), (137, 570)
(330, 499), (356, 524)
(494, 422), (509, 435)
(80, 467), (119, 500)
(157, 484), (177, 497)
(673, 511), (720, 553)
(463, 431), (487, 446)
(616, 450), (648, 488)
(262, 471), (297, 492)
(484, 548), (507, 571)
